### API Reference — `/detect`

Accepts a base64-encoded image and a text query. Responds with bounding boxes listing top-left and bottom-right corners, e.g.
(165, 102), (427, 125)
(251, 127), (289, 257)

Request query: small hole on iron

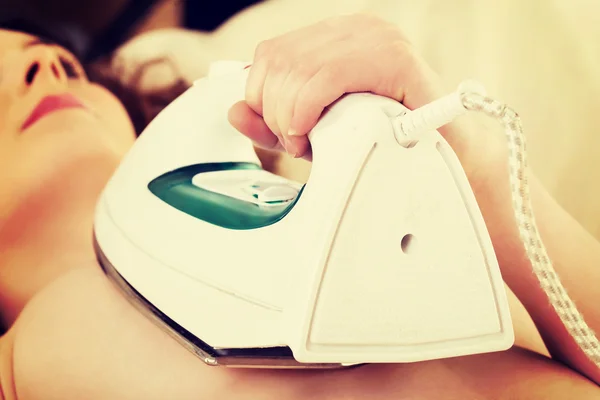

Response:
(401, 234), (417, 255)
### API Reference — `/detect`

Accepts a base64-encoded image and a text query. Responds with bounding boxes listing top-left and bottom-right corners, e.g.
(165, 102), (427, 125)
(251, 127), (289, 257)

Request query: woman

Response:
(0, 15), (599, 400)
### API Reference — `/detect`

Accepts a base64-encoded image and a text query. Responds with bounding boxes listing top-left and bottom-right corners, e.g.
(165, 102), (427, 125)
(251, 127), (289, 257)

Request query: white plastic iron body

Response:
(93, 61), (514, 368)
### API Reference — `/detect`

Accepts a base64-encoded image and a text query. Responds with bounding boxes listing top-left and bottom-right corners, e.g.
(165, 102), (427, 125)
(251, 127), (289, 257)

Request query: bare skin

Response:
(1, 15), (600, 399)
(1, 265), (599, 400)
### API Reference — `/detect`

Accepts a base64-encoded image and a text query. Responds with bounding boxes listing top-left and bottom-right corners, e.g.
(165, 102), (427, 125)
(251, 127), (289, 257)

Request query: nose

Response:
(22, 47), (67, 88)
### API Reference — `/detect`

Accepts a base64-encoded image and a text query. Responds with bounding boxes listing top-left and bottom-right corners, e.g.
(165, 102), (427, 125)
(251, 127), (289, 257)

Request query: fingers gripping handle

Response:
(206, 62), (348, 167)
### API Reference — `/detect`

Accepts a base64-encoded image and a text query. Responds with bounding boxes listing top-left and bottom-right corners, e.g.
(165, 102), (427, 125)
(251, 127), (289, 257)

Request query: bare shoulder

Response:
(7, 265), (600, 400)
(8, 266), (234, 399)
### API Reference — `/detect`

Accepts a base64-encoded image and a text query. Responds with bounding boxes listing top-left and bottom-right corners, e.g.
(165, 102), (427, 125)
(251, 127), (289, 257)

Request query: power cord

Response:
(395, 82), (600, 369)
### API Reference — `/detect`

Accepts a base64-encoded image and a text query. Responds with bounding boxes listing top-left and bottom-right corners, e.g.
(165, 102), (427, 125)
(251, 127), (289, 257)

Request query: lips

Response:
(21, 93), (87, 131)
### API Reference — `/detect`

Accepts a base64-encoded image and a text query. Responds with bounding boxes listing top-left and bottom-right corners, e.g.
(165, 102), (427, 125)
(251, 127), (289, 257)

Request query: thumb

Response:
(228, 101), (283, 152)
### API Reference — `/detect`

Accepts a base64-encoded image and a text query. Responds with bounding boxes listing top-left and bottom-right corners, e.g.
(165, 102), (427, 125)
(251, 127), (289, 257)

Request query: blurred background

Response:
(0, 0), (263, 62)
(1, 0), (600, 241)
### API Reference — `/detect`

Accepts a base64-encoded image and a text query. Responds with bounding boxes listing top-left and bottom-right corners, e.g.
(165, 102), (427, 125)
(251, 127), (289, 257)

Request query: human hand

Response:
(228, 14), (507, 186)
(227, 13), (450, 160)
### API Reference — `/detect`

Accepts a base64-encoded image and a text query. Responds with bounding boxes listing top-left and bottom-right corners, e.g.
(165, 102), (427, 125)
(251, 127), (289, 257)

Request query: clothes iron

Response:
(93, 60), (514, 369)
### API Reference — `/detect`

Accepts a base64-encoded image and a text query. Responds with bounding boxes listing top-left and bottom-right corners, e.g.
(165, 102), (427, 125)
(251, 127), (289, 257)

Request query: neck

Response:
(0, 184), (100, 328)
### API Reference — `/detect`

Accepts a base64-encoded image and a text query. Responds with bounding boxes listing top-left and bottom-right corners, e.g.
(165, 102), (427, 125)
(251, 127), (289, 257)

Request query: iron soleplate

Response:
(93, 234), (346, 369)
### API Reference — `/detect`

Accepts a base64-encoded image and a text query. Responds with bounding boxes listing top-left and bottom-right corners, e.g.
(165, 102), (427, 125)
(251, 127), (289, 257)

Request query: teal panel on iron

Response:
(148, 162), (304, 230)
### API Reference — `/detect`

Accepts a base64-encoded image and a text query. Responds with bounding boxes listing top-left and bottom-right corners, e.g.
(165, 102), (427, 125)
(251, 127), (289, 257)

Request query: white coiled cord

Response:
(395, 81), (600, 368)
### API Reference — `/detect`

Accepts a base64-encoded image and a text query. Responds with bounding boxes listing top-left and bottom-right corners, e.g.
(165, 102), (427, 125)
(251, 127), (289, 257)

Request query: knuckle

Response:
(245, 84), (262, 111)
(292, 88), (310, 116)
(254, 39), (274, 60)
(290, 61), (315, 82)
(391, 39), (418, 63)
(255, 40), (291, 73)
(294, 84), (320, 121)
(270, 54), (289, 73)
(387, 40), (424, 96)
(322, 61), (347, 88)
(381, 24), (410, 45)
(245, 94), (261, 112)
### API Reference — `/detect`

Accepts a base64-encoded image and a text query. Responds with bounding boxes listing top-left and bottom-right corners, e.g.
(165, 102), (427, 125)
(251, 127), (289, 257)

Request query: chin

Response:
(26, 111), (133, 157)
(1, 115), (132, 240)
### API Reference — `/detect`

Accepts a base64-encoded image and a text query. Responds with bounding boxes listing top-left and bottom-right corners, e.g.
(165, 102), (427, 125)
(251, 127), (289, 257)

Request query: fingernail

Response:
(282, 137), (299, 157)
(288, 129), (301, 136)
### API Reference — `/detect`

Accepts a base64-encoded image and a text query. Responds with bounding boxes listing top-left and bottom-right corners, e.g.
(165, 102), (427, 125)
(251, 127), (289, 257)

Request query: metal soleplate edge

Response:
(93, 233), (347, 369)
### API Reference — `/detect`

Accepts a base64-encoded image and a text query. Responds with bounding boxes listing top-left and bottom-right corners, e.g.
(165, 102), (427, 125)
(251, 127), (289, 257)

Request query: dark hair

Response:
(86, 57), (190, 135)
(0, 16), (87, 58)
(0, 16), (189, 135)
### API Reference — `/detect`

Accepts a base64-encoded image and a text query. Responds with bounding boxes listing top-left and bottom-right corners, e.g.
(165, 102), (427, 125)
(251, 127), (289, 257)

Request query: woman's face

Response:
(0, 29), (136, 221)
